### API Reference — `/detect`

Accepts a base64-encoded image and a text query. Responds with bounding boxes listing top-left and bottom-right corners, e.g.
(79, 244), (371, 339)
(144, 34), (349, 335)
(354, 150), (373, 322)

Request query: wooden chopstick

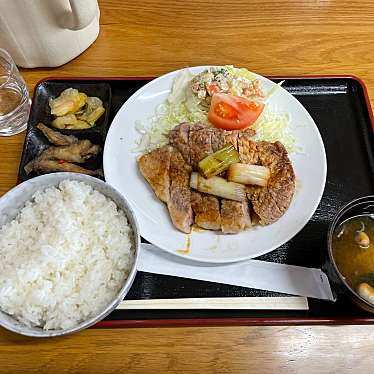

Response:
(116, 297), (308, 310)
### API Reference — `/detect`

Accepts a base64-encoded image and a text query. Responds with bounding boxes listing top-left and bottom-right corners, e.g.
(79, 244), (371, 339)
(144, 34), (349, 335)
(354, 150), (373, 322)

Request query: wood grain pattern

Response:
(0, 325), (373, 373)
(1, 0), (374, 372)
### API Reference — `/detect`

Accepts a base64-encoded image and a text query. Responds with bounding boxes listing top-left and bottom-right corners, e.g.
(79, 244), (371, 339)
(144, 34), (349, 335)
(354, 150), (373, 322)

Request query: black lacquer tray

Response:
(19, 75), (374, 327)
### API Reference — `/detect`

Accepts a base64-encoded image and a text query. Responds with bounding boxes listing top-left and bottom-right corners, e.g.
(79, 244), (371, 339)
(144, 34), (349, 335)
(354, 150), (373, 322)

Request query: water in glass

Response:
(0, 48), (31, 136)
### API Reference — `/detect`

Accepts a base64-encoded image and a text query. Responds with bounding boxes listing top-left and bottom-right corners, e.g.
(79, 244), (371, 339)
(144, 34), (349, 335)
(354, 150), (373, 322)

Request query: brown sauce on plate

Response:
(177, 235), (191, 255)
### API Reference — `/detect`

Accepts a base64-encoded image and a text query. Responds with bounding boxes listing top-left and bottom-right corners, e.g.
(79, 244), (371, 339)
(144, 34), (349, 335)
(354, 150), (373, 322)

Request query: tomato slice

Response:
(208, 93), (264, 130)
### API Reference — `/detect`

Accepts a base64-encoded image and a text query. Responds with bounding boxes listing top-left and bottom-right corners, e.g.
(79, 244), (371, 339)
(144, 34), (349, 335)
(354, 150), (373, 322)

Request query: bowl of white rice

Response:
(0, 172), (140, 337)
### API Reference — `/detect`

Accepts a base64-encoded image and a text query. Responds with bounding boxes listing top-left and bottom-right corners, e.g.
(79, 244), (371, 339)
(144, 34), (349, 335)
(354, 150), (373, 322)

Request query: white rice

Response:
(0, 180), (134, 330)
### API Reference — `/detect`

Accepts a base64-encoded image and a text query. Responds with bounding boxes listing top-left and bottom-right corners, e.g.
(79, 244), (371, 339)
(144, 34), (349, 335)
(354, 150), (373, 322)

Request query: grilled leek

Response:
(190, 172), (246, 201)
(227, 163), (270, 187)
(198, 144), (240, 179)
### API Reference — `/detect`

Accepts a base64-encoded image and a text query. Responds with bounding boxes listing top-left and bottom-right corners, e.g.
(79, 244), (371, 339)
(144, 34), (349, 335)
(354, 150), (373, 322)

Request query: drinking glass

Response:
(0, 48), (31, 136)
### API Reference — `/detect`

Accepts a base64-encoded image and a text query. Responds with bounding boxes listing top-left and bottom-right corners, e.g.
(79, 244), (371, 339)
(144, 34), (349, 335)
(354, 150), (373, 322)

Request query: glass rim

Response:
(0, 48), (15, 90)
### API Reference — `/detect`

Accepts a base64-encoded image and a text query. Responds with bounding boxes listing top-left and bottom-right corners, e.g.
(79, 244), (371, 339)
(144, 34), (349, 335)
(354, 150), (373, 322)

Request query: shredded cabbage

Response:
(252, 107), (297, 153)
(133, 102), (208, 153)
(134, 66), (298, 154)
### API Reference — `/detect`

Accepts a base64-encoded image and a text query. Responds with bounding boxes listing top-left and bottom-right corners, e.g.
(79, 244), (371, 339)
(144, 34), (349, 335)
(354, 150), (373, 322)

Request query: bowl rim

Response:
(327, 195), (374, 310)
(0, 172), (140, 337)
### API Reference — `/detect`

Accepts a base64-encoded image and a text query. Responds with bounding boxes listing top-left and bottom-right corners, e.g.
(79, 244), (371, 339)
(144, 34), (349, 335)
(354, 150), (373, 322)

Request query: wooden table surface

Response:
(1, 0), (374, 372)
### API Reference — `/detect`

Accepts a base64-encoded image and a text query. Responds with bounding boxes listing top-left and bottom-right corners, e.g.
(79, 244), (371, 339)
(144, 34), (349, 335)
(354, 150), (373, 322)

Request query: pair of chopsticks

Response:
(116, 296), (308, 310)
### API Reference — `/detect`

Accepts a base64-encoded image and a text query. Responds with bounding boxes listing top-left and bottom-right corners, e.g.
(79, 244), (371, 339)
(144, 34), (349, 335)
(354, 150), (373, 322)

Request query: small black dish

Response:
(325, 195), (374, 313)
(19, 81), (112, 181)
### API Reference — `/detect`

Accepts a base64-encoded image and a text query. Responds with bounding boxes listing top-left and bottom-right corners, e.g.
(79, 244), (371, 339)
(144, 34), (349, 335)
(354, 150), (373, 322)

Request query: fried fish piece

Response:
(41, 140), (101, 163)
(24, 132), (101, 176)
(37, 123), (78, 146)
(27, 158), (102, 176)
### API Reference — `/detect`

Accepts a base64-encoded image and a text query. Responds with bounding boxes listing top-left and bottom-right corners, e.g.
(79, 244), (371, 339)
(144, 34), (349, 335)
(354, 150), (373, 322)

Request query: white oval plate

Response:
(104, 66), (327, 263)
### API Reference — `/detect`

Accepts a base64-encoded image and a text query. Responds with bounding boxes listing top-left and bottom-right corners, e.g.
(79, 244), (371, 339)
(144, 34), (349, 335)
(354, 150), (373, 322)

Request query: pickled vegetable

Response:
(49, 88), (87, 116)
(49, 89), (105, 130)
(198, 144), (240, 178)
(52, 114), (91, 129)
(77, 96), (105, 125)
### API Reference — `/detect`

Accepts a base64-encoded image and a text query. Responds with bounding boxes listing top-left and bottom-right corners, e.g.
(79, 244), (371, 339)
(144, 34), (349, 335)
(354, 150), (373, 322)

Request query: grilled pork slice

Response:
(211, 127), (255, 153)
(246, 141), (295, 225)
(222, 130), (239, 150)
(170, 123), (256, 168)
(210, 129), (226, 152)
(188, 125), (215, 168)
(238, 131), (258, 164)
(169, 122), (192, 164)
(221, 200), (252, 234)
(167, 148), (193, 233)
(191, 191), (221, 230)
(211, 128), (239, 153)
(170, 123), (215, 167)
(138, 145), (173, 203)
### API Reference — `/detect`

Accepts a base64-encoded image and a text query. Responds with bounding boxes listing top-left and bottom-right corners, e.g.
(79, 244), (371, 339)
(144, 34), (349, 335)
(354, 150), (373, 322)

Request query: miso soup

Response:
(332, 215), (374, 290)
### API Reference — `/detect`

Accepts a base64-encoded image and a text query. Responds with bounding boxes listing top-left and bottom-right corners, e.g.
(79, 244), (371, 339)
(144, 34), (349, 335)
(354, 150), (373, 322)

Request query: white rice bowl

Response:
(0, 178), (135, 331)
